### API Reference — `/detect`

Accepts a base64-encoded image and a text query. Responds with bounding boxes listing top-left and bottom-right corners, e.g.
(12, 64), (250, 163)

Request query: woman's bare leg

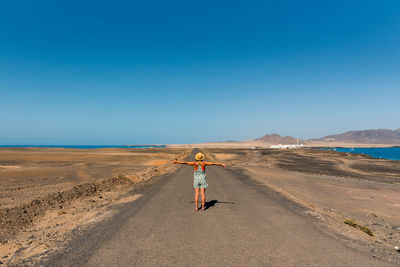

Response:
(200, 188), (206, 210)
(194, 188), (200, 211)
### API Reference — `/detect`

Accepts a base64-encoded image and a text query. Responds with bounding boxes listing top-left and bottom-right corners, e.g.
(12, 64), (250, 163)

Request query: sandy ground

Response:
(203, 148), (400, 262)
(0, 147), (188, 209)
(0, 147), (191, 265)
(2, 146), (400, 265)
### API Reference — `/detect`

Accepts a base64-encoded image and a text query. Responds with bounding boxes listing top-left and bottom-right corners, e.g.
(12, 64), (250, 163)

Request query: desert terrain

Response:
(1, 146), (400, 265)
(203, 147), (400, 263)
(0, 147), (190, 265)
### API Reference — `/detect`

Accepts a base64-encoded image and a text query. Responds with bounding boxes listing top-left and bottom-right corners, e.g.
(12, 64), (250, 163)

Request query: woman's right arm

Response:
(173, 160), (194, 165)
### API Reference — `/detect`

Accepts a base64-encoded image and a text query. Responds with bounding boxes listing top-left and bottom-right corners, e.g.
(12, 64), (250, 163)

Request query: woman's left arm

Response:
(205, 162), (226, 168)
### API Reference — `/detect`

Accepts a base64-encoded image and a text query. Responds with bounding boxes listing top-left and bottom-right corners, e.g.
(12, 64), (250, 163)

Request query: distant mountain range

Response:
(311, 128), (400, 144)
(248, 129), (400, 145)
(252, 134), (300, 144)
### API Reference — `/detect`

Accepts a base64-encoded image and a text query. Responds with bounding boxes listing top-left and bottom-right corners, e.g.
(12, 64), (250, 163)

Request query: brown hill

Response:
(313, 129), (400, 145)
(252, 134), (300, 144)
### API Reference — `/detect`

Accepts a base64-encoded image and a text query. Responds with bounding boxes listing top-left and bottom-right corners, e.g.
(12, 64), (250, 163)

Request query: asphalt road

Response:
(51, 150), (390, 266)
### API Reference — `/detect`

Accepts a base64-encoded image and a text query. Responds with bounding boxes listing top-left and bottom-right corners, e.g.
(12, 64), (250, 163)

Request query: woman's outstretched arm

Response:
(205, 162), (226, 168)
(172, 160), (195, 166)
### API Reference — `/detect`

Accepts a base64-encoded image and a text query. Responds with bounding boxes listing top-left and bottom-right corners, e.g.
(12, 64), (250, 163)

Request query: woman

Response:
(173, 152), (226, 211)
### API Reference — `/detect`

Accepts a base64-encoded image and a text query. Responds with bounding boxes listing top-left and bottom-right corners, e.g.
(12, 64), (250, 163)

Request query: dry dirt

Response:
(0, 147), (187, 209)
(204, 148), (400, 263)
(0, 147), (191, 265)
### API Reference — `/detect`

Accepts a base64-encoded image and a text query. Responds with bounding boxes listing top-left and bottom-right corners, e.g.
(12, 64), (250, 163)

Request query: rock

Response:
(394, 246), (399, 251)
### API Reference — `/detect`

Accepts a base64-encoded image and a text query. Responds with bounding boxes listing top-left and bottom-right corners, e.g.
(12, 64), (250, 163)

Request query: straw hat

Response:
(195, 152), (204, 161)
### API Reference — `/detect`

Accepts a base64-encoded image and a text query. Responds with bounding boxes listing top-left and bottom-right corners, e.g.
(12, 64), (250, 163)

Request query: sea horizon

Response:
(0, 145), (167, 149)
(319, 147), (400, 161)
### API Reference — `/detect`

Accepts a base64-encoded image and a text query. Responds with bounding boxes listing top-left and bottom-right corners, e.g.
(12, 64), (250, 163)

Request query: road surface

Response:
(49, 150), (390, 266)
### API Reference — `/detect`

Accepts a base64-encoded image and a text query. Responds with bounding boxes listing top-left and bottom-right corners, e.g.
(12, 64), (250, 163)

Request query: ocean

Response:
(319, 147), (400, 161)
(0, 145), (166, 149)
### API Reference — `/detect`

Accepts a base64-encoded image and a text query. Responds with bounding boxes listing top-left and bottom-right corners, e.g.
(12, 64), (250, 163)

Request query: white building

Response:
(267, 144), (304, 149)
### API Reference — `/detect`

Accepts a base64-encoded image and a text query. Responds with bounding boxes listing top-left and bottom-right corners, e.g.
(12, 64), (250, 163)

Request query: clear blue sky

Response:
(1, 1), (399, 145)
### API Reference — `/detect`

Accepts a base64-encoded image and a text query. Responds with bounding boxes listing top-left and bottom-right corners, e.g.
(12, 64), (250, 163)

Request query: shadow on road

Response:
(189, 200), (235, 210)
